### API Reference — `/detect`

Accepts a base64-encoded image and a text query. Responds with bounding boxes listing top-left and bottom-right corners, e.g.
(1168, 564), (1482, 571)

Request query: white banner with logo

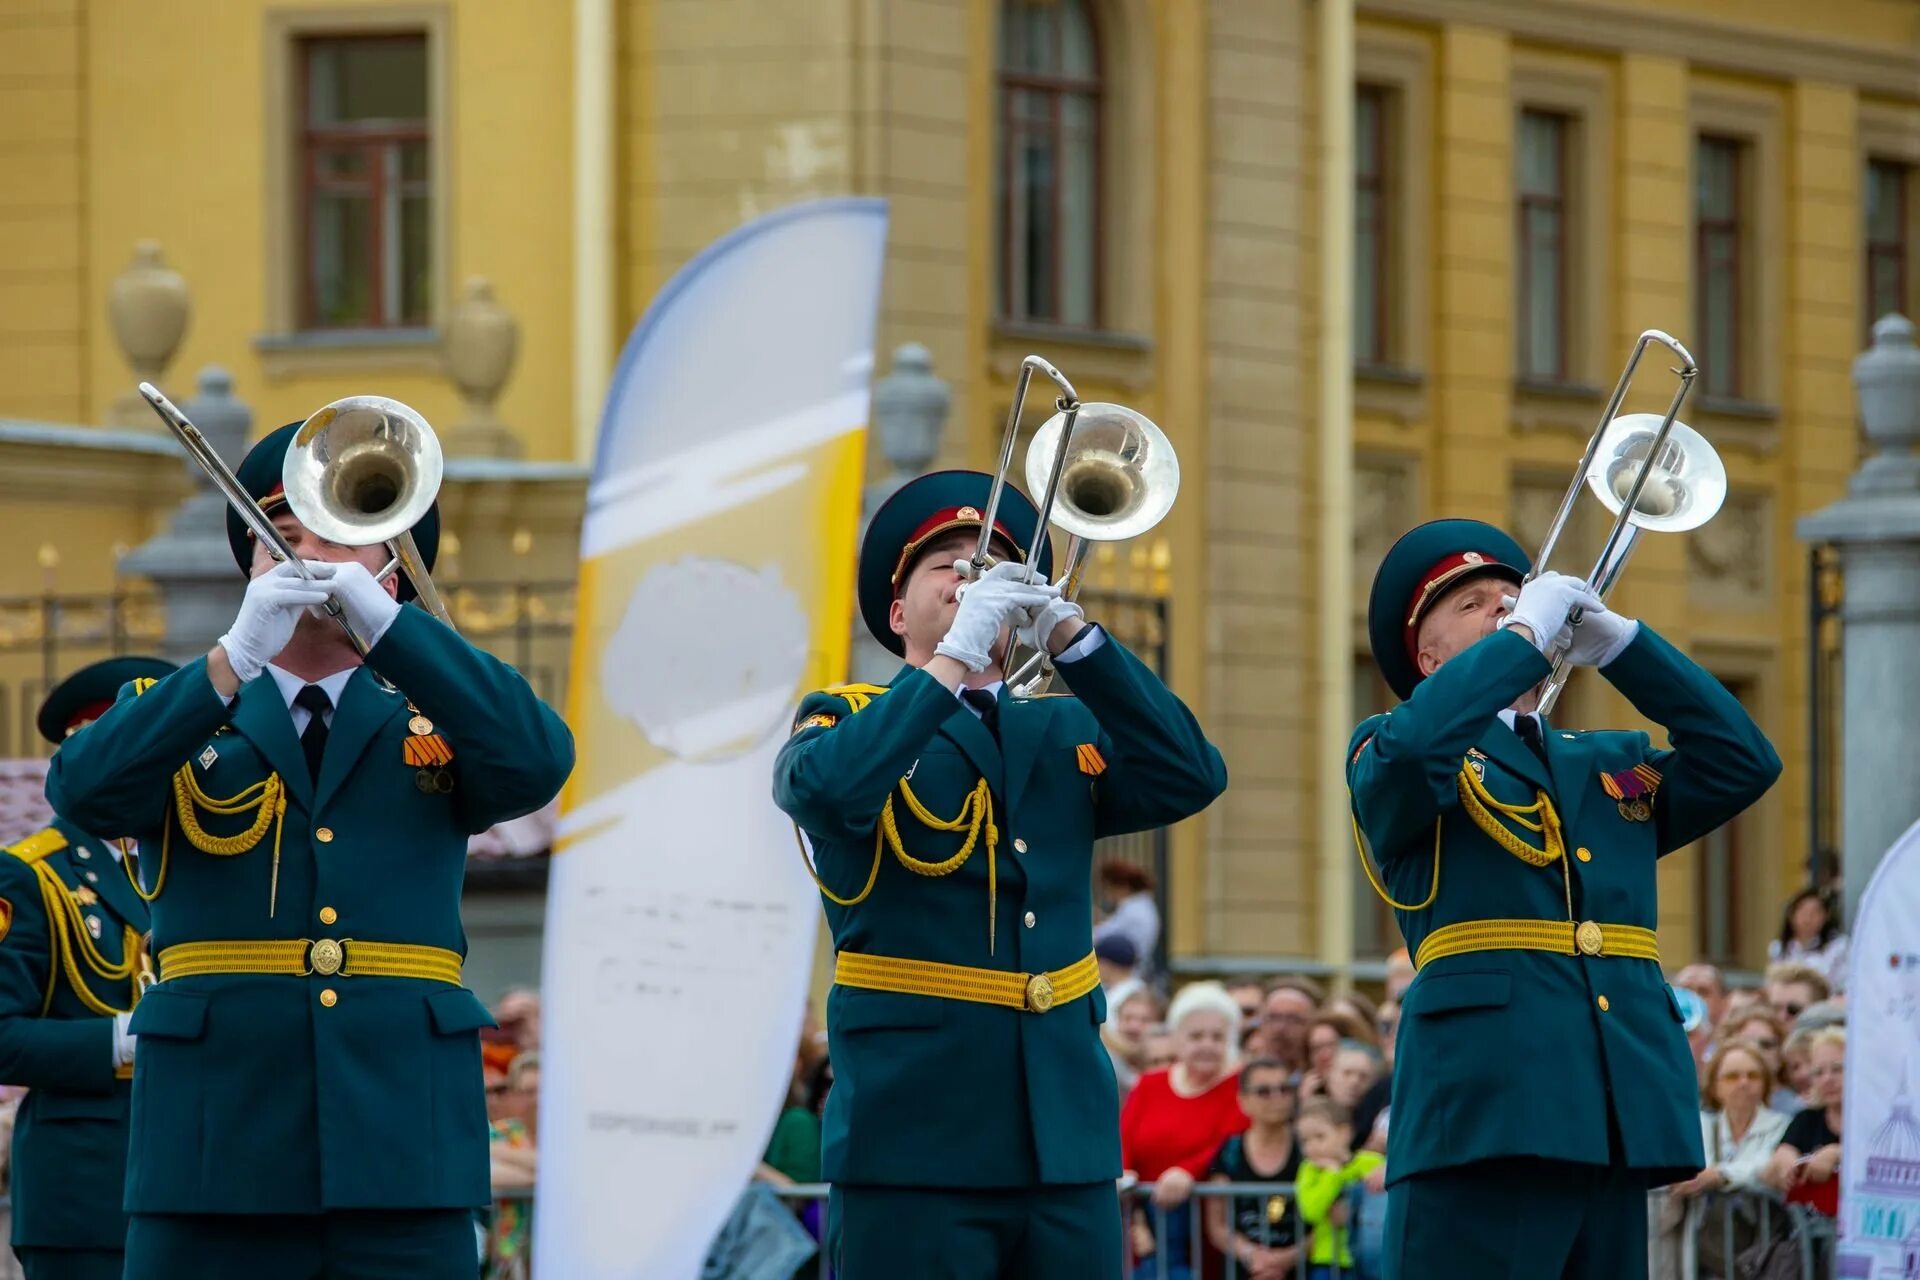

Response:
(1836, 816), (1920, 1279)
(534, 197), (888, 1279)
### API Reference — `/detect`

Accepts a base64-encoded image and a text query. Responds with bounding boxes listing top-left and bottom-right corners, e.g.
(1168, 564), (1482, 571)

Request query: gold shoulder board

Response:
(5, 828), (68, 865)
(821, 682), (892, 714)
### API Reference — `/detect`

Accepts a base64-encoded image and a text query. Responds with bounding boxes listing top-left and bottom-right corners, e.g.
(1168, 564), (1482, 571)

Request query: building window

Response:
(1517, 110), (1570, 382)
(300, 34), (431, 330)
(1694, 135), (1747, 399)
(1355, 85), (1391, 366)
(997, 0), (1101, 328)
(1866, 158), (1910, 331)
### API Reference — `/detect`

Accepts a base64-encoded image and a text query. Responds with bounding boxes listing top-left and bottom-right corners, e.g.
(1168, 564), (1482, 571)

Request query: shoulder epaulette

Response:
(5, 828), (68, 865)
(131, 677), (160, 696)
(821, 683), (891, 714)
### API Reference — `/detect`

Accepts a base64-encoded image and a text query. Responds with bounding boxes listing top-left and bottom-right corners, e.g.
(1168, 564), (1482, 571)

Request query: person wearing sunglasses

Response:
(1205, 1060), (1302, 1280)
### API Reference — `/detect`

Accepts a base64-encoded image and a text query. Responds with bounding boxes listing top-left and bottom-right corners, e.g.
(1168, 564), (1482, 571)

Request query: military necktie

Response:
(960, 687), (1001, 739)
(295, 684), (332, 781)
(1513, 713), (1549, 769)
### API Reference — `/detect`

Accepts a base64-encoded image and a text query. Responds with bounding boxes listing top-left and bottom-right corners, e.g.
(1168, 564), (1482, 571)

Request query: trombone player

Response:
(47, 416), (574, 1280)
(773, 461), (1227, 1279)
(1349, 511), (1779, 1279)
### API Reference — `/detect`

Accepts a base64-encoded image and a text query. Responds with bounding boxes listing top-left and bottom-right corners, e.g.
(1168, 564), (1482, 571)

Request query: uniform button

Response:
(1013, 838), (1028, 854)
(318, 907), (338, 925)
(76, 848), (90, 860)
(1024, 912), (1037, 928)
(1576, 847), (1592, 862)
(84, 871), (98, 883)
(316, 828), (334, 843)
(1597, 995), (1610, 1012)
(319, 989), (338, 1008)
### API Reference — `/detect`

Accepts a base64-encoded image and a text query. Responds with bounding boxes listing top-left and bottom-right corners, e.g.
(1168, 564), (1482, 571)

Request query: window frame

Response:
(297, 32), (433, 332)
(1866, 157), (1912, 333)
(260, 5), (450, 354)
(995, 0), (1105, 330)
(1354, 82), (1394, 368)
(1516, 108), (1572, 384)
(1694, 133), (1748, 401)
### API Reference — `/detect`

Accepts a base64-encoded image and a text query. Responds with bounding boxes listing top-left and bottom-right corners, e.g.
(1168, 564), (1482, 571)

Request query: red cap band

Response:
(61, 699), (114, 738)
(891, 505), (1023, 586)
(1403, 551), (1514, 660)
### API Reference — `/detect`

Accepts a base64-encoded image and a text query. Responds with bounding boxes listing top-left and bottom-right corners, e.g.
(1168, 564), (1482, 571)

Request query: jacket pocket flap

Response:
(1409, 971), (1512, 1016)
(35, 1089), (125, 1120)
(834, 990), (946, 1033)
(128, 989), (209, 1041)
(426, 986), (497, 1035)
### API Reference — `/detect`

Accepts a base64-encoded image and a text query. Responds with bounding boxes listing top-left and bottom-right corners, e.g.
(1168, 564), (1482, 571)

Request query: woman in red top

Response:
(1121, 981), (1249, 1280)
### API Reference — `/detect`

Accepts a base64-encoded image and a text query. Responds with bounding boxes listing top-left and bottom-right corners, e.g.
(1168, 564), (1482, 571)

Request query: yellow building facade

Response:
(2, 0), (1916, 977)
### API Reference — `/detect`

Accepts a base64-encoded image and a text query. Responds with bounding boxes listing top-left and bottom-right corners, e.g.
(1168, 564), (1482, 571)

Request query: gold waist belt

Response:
(1414, 918), (1659, 970)
(157, 938), (463, 985)
(835, 949), (1099, 1014)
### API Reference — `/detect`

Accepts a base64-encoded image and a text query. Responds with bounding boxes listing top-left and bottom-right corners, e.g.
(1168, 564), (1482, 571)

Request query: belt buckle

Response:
(1575, 921), (1605, 957)
(309, 938), (346, 977)
(1024, 972), (1055, 1014)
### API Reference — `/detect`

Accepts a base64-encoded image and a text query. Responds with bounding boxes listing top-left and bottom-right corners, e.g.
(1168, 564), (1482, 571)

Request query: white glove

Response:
(305, 560), (402, 649)
(218, 561), (334, 683)
(1561, 599), (1639, 668)
(1020, 592), (1086, 655)
(113, 1012), (135, 1068)
(935, 560), (1059, 672)
(1497, 571), (1602, 657)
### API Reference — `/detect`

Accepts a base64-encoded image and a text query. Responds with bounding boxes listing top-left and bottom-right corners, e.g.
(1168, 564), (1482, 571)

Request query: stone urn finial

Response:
(443, 276), (523, 458)
(106, 241), (191, 427)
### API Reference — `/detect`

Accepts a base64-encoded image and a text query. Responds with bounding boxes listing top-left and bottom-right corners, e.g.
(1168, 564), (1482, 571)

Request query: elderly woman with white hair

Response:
(1120, 981), (1249, 1280)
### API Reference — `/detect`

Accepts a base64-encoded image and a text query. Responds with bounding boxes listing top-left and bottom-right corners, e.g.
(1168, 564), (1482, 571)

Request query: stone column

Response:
(105, 242), (190, 428)
(443, 277), (524, 459)
(850, 343), (950, 684)
(119, 367), (252, 664)
(1797, 314), (1920, 923)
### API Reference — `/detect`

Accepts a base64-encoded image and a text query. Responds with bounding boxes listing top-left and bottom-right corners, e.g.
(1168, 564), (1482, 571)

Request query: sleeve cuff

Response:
(1053, 623), (1106, 664)
(1595, 618), (1641, 669)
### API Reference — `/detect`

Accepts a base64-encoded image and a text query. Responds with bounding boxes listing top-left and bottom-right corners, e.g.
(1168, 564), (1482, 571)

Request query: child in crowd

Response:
(1295, 1098), (1385, 1280)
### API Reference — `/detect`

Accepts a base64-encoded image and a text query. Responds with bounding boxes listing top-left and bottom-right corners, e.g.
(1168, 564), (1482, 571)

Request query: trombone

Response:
(973, 355), (1180, 697)
(1529, 330), (1726, 714)
(138, 383), (456, 656)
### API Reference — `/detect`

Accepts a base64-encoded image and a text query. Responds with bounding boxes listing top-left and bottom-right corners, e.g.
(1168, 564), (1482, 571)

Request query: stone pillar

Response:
(1797, 314), (1920, 923)
(105, 242), (190, 428)
(119, 367), (252, 664)
(850, 343), (950, 683)
(443, 277), (523, 459)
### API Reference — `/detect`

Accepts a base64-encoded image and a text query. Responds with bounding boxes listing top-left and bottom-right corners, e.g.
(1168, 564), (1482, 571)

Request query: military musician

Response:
(46, 422), (574, 1280)
(1348, 518), (1780, 1279)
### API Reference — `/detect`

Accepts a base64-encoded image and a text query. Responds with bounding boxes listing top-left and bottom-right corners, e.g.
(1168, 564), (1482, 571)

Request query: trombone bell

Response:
(1022, 403), (1180, 545)
(1582, 412), (1726, 535)
(285, 396), (445, 548)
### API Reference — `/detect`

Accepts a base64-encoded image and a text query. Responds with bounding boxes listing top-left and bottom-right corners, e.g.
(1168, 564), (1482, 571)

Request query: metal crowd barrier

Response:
(1665, 1187), (1838, 1280)
(486, 1180), (1840, 1280)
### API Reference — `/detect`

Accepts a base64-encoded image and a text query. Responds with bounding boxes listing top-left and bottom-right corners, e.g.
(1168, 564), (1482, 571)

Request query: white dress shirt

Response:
(952, 625), (1107, 715)
(265, 665), (356, 734)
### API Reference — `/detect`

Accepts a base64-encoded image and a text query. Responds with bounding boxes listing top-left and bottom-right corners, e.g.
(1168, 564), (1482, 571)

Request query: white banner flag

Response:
(534, 197), (889, 1279)
(1836, 817), (1920, 1279)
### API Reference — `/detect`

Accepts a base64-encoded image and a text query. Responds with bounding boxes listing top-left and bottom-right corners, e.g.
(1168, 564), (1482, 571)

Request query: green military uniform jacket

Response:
(774, 631), (1226, 1189)
(1347, 624), (1780, 1187)
(0, 817), (148, 1251)
(46, 609), (574, 1216)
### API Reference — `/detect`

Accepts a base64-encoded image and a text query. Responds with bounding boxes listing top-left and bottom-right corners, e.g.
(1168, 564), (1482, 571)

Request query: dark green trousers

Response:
(829, 1182), (1122, 1280)
(1385, 1157), (1649, 1280)
(15, 1249), (123, 1280)
(122, 1209), (479, 1280)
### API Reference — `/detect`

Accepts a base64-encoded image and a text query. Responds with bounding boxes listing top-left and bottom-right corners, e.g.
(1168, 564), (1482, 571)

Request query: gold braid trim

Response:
(1349, 806), (1443, 912)
(1455, 764), (1565, 867)
(882, 777), (999, 954)
(794, 826), (885, 909)
(27, 861), (139, 1017)
(166, 767), (289, 917)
